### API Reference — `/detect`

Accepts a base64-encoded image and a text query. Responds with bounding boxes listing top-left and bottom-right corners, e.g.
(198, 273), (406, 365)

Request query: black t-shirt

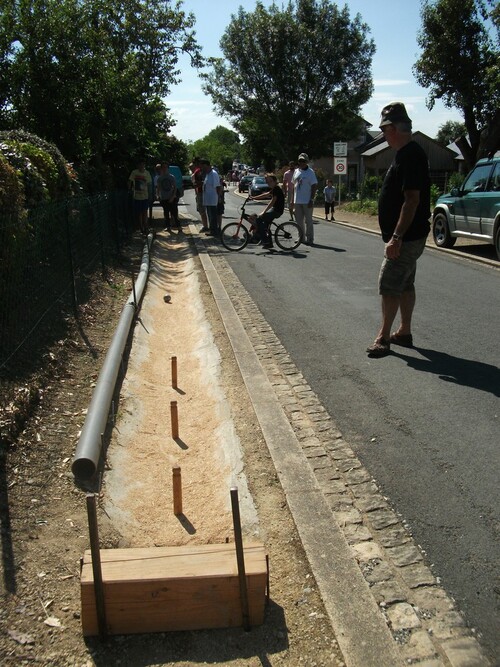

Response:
(378, 140), (431, 242)
(271, 185), (285, 217)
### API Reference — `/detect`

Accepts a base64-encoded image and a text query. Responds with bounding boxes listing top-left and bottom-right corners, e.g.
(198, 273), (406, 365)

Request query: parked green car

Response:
(432, 156), (500, 260)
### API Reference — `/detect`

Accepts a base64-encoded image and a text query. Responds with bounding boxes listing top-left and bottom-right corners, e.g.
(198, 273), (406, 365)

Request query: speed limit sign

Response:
(334, 158), (347, 174)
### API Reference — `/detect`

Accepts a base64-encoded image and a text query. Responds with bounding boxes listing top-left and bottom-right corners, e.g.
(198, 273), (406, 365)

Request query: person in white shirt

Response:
(201, 159), (221, 236)
(292, 153), (318, 245)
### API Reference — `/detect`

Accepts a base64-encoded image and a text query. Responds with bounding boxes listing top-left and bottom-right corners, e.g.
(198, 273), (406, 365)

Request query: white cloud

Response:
(169, 103), (232, 143)
(373, 79), (411, 86)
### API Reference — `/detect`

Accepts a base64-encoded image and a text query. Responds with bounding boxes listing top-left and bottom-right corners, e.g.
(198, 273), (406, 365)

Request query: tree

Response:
(156, 135), (190, 173)
(435, 120), (467, 146)
(190, 126), (242, 174)
(414, 0), (500, 170)
(201, 0), (375, 166)
(0, 0), (202, 190)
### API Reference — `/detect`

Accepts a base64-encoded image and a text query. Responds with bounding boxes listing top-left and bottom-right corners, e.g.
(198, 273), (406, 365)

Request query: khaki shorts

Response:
(378, 237), (426, 296)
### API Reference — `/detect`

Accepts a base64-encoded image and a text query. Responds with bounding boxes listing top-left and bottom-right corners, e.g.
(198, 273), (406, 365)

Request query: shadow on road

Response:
(307, 242), (346, 252)
(395, 347), (500, 397)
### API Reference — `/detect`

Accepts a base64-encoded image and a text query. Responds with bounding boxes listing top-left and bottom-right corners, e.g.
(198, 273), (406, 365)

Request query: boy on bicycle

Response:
(249, 174), (284, 249)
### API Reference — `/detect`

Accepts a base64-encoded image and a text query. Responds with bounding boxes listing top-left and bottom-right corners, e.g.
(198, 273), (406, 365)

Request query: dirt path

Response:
(104, 232), (260, 546)
(1, 225), (344, 666)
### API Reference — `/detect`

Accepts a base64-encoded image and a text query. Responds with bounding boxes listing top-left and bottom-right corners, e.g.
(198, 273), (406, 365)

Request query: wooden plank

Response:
(82, 542), (264, 562)
(81, 543), (266, 581)
(80, 543), (268, 636)
(82, 575), (267, 635)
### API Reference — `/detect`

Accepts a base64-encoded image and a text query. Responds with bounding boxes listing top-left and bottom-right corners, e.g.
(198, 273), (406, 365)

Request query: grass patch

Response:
(342, 199), (378, 216)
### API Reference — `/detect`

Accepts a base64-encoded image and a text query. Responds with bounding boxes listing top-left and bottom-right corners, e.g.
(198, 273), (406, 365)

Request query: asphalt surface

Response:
(218, 191), (500, 660)
(179, 189), (494, 666)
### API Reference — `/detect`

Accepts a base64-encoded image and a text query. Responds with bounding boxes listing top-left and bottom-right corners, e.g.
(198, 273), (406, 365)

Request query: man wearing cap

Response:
(367, 102), (430, 358)
(292, 153), (318, 245)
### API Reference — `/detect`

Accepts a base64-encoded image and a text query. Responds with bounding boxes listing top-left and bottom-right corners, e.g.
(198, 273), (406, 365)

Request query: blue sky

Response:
(167, 0), (463, 143)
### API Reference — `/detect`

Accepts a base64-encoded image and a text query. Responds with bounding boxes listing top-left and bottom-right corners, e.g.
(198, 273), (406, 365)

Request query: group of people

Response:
(244, 102), (431, 361)
(248, 154), (337, 248)
(248, 153), (320, 248)
(128, 159), (180, 234)
(130, 100), (430, 361)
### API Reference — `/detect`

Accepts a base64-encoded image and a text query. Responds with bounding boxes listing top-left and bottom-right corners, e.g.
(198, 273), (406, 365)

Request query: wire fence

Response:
(0, 190), (135, 378)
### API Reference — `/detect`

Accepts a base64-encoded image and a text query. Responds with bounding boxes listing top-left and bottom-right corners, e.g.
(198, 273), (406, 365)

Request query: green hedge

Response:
(0, 130), (78, 216)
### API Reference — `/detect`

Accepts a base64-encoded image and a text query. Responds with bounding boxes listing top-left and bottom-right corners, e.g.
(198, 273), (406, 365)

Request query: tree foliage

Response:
(201, 0), (375, 167)
(435, 120), (467, 146)
(414, 0), (500, 169)
(0, 0), (201, 190)
(189, 126), (242, 174)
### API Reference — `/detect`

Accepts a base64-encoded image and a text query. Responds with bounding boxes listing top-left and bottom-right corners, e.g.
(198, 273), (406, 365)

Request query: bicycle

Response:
(220, 197), (303, 252)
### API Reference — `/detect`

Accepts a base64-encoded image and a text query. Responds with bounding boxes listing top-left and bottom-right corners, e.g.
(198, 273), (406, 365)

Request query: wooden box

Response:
(80, 542), (268, 636)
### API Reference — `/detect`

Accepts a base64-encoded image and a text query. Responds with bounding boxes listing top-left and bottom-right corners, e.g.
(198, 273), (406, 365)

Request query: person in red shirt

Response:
(282, 161), (296, 221)
(191, 157), (208, 231)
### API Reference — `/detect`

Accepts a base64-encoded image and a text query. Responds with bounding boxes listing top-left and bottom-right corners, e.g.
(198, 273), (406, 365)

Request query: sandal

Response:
(389, 332), (413, 348)
(366, 337), (391, 357)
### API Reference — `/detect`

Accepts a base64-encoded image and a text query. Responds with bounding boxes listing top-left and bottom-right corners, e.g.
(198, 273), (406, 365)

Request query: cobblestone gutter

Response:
(206, 246), (490, 667)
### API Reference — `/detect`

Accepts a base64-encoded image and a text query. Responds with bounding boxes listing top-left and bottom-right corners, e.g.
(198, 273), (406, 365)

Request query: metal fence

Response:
(0, 190), (134, 376)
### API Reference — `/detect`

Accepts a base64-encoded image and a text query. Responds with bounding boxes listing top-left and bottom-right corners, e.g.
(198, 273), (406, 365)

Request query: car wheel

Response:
(494, 224), (500, 261)
(432, 212), (456, 248)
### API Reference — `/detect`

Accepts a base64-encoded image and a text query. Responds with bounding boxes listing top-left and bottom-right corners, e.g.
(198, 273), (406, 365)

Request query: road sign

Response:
(334, 158), (347, 174)
(334, 142), (347, 157)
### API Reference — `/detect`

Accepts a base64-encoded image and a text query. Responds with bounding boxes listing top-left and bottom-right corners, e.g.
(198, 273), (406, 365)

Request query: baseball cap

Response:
(379, 102), (412, 128)
(298, 153), (309, 161)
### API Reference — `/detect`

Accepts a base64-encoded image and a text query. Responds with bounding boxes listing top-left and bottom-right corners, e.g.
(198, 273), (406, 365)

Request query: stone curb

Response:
(188, 219), (490, 667)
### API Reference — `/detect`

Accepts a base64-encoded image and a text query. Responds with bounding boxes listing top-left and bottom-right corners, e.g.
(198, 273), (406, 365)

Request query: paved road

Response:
(189, 189), (500, 661)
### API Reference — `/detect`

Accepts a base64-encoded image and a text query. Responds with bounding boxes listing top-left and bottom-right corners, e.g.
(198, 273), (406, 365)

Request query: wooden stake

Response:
(170, 400), (179, 439)
(172, 466), (182, 515)
(85, 493), (107, 638)
(230, 487), (250, 631)
(171, 356), (178, 389)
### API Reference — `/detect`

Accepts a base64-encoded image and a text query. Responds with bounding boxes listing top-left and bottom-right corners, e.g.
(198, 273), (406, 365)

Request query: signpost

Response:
(333, 142), (347, 206)
(333, 142), (347, 157)
(334, 158), (347, 174)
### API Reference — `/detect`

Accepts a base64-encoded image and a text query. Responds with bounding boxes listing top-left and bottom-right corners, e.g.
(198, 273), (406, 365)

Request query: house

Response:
(361, 131), (459, 190)
(312, 120), (461, 195)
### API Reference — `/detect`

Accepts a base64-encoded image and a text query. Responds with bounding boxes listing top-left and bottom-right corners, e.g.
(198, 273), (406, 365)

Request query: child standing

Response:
(324, 179), (336, 221)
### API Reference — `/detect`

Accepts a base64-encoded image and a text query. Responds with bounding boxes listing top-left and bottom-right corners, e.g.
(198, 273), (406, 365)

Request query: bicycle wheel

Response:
(220, 222), (249, 251)
(274, 221), (303, 251)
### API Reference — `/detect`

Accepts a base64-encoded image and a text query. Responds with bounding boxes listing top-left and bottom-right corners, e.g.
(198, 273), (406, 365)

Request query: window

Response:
(489, 162), (500, 192)
(462, 164), (493, 194)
